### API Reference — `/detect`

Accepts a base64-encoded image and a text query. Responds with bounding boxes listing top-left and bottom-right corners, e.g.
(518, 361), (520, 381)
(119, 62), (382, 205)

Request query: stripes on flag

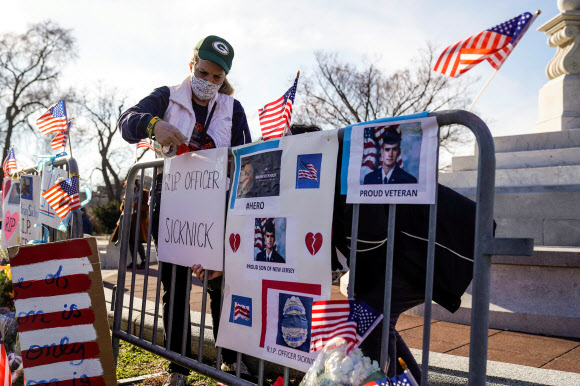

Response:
(137, 139), (154, 152)
(51, 120), (72, 150)
(41, 175), (81, 219)
(36, 100), (68, 135)
(2, 147), (17, 177)
(234, 301), (251, 321)
(0, 343), (11, 386)
(259, 74), (299, 140)
(297, 161), (319, 183)
(433, 12), (536, 77)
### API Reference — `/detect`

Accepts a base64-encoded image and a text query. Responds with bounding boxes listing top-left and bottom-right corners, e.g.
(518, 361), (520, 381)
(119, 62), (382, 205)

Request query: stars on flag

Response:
(36, 100), (68, 135)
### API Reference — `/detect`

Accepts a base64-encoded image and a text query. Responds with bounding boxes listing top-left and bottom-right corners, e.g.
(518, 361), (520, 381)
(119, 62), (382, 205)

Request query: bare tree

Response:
(0, 21), (76, 174)
(295, 45), (476, 153)
(75, 86), (130, 202)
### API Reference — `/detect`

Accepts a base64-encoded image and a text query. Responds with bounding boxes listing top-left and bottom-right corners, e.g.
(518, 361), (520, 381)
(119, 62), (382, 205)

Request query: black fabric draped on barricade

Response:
(331, 139), (485, 380)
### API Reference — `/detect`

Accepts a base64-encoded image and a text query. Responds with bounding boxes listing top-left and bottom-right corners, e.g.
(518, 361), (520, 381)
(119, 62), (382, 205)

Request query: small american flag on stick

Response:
(36, 100), (68, 135)
(137, 139), (155, 152)
(42, 175), (81, 219)
(2, 147), (17, 177)
(310, 299), (382, 354)
(433, 12), (537, 77)
(50, 119), (72, 150)
(259, 72), (299, 140)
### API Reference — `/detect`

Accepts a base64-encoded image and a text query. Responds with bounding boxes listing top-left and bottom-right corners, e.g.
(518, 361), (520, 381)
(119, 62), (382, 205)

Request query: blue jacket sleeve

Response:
(231, 99), (252, 146)
(118, 86), (170, 144)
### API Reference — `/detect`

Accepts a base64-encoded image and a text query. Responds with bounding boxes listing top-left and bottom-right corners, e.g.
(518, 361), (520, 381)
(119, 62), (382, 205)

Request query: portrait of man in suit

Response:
(255, 220), (285, 263)
(364, 128), (417, 185)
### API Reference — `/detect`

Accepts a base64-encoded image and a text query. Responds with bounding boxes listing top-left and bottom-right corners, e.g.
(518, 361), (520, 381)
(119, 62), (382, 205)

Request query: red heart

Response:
(305, 232), (323, 256)
(229, 233), (240, 253)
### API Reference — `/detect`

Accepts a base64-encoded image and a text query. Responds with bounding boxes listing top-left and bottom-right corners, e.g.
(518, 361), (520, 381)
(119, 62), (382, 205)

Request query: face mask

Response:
(191, 74), (222, 100)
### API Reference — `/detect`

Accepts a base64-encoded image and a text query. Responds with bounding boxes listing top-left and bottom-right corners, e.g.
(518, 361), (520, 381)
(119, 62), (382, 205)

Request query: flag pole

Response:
(467, 10), (541, 112)
(67, 118), (74, 158)
(282, 70), (300, 137)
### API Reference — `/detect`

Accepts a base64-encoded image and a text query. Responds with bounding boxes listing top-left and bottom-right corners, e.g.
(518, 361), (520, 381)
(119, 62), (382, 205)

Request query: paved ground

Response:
(102, 262), (580, 376)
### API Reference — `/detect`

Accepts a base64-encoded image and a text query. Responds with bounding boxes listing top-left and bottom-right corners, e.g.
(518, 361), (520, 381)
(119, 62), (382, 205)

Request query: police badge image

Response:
(276, 293), (313, 353)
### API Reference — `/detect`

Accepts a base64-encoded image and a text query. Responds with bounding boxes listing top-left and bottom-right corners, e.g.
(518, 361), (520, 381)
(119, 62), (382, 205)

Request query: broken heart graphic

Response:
(305, 232), (323, 256)
(229, 233), (240, 253)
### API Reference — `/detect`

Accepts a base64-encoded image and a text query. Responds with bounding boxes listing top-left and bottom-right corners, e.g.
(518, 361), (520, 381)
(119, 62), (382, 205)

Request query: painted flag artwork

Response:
(363, 378), (390, 386)
(137, 139), (154, 152)
(0, 342), (11, 386)
(9, 238), (117, 386)
(310, 299), (382, 353)
(433, 12), (537, 77)
(229, 294), (252, 327)
(36, 100), (68, 135)
(41, 175), (80, 219)
(259, 74), (299, 140)
(2, 147), (17, 177)
(390, 371), (419, 386)
(235, 302), (250, 321)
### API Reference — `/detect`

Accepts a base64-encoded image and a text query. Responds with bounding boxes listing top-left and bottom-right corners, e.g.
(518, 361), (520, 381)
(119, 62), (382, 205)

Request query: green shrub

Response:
(93, 200), (121, 234)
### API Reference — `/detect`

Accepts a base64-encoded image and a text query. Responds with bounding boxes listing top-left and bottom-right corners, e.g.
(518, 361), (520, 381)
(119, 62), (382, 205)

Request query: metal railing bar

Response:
(347, 204), (360, 299)
(380, 204), (396, 372)
(166, 264), (177, 349)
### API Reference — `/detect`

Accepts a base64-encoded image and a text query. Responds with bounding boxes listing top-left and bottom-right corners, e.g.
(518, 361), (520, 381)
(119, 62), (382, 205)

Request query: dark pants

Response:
(128, 238), (146, 266)
(357, 273), (424, 382)
(152, 189), (192, 375)
(208, 277), (237, 364)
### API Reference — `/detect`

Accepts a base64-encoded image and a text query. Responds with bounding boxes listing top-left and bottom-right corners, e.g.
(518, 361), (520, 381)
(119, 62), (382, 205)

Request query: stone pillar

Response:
(535, 0), (580, 132)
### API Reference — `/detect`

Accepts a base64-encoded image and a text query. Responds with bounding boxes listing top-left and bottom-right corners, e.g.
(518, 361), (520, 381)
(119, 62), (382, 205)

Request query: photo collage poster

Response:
(342, 114), (439, 204)
(217, 130), (338, 371)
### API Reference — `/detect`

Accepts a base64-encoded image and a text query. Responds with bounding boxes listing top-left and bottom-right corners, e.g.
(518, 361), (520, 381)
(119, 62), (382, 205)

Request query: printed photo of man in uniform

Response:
(364, 127), (417, 185)
(255, 220), (285, 263)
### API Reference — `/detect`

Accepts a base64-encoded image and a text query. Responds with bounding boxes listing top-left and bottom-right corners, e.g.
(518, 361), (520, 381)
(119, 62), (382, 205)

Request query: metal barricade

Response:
(110, 110), (533, 386)
(20, 156), (83, 240)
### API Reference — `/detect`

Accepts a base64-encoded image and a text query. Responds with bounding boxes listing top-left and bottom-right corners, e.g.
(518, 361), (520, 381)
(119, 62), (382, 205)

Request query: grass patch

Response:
(116, 340), (169, 379)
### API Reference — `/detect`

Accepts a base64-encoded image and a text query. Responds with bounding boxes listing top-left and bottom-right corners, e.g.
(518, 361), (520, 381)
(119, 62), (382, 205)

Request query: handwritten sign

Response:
(20, 174), (42, 244)
(157, 147), (228, 269)
(9, 238), (117, 386)
(39, 166), (69, 229)
(2, 178), (20, 249)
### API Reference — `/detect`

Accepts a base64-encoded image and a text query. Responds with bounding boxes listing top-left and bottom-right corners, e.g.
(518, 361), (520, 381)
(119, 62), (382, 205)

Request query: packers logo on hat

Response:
(213, 41), (229, 55)
(195, 35), (234, 73)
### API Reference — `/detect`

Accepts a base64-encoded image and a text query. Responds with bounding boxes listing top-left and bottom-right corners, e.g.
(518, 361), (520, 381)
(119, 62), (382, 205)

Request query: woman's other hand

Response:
(192, 264), (223, 282)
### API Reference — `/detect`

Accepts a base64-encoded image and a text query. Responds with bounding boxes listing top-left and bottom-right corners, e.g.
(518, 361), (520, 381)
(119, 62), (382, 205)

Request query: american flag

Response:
(298, 161), (318, 183)
(2, 147), (17, 177)
(361, 125), (402, 178)
(50, 119), (71, 150)
(42, 175), (81, 219)
(434, 12), (537, 77)
(259, 74), (299, 140)
(390, 371), (419, 386)
(234, 301), (251, 321)
(137, 139), (155, 152)
(363, 378), (391, 386)
(36, 100), (68, 135)
(0, 343), (11, 386)
(310, 299), (382, 353)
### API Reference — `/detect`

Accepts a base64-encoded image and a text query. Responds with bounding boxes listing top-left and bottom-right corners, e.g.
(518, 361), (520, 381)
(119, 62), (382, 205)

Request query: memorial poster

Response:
(217, 130), (338, 371)
(342, 114), (438, 204)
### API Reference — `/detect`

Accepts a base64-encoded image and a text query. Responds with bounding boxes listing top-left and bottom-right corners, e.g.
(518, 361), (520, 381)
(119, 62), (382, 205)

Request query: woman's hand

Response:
(154, 120), (187, 147)
(192, 264), (223, 282)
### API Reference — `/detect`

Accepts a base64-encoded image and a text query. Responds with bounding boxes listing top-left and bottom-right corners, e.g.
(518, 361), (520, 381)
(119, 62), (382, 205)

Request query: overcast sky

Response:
(3, 0), (560, 170)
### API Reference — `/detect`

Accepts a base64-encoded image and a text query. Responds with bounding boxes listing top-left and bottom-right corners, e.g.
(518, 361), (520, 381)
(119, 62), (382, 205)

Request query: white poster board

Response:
(39, 166), (69, 228)
(20, 174), (42, 244)
(343, 115), (438, 204)
(216, 130), (338, 372)
(157, 147), (228, 269)
(1, 178), (20, 249)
